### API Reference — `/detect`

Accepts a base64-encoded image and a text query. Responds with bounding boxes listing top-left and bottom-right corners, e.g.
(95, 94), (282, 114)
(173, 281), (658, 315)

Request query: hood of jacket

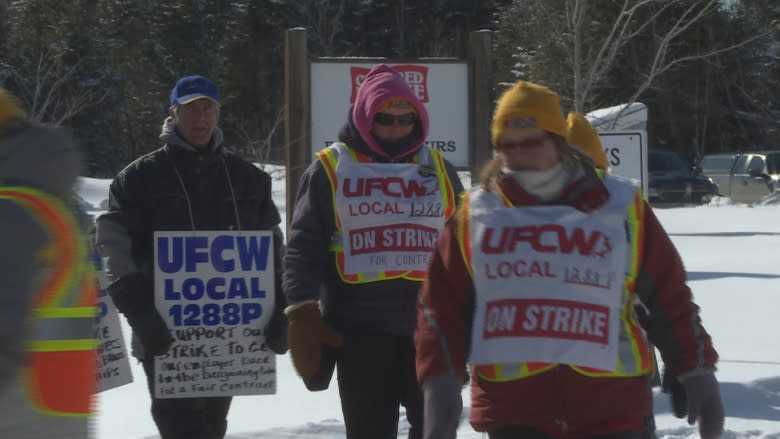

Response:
(0, 122), (83, 197)
(159, 116), (225, 154)
(349, 64), (429, 160)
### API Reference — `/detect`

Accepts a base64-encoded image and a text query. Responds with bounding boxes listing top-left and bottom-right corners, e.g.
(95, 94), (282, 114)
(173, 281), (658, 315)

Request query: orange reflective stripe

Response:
(25, 350), (95, 417)
(0, 188), (82, 308)
(495, 185), (514, 207)
(430, 149), (456, 219)
(526, 362), (555, 374)
(475, 365), (497, 380)
(457, 194), (473, 277)
(351, 148), (372, 163)
(406, 270), (426, 280)
(317, 148), (341, 229)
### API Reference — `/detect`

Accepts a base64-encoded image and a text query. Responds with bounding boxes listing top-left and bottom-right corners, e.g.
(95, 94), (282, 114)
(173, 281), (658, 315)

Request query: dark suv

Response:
(647, 150), (719, 206)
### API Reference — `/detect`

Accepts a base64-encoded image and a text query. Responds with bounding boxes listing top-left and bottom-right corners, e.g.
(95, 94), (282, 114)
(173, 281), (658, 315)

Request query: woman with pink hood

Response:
(283, 64), (464, 438)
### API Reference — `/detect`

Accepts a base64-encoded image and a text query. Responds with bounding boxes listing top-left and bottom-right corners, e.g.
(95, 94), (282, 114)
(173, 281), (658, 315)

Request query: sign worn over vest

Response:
(460, 175), (653, 381)
(0, 186), (97, 416)
(317, 142), (456, 283)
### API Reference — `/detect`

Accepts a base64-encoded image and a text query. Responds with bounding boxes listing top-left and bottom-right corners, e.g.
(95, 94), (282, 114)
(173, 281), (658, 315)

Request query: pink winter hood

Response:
(351, 64), (429, 159)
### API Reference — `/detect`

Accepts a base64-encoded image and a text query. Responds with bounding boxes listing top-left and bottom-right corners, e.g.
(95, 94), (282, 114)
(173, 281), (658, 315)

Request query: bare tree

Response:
(237, 105), (287, 169)
(287, 0), (347, 56)
(4, 48), (106, 126)
(555, 0), (777, 126)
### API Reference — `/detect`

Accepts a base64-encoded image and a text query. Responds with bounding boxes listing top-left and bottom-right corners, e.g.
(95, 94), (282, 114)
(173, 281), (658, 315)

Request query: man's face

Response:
(170, 98), (219, 149)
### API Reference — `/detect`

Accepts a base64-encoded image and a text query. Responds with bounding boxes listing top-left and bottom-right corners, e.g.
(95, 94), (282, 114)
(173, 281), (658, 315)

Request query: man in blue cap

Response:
(95, 75), (288, 439)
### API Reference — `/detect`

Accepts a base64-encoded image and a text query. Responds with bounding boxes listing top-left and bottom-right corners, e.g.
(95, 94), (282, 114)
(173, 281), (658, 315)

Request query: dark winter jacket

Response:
(415, 165), (719, 436)
(283, 64), (464, 335)
(95, 119), (285, 358)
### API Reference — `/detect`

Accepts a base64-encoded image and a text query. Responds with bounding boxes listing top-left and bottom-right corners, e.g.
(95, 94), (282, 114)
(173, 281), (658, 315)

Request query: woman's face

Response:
(495, 128), (561, 171)
(371, 108), (416, 142)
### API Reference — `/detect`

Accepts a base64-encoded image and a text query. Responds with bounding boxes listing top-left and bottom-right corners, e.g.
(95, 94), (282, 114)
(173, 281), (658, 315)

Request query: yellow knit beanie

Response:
(491, 80), (567, 145)
(0, 87), (26, 126)
(566, 112), (608, 170)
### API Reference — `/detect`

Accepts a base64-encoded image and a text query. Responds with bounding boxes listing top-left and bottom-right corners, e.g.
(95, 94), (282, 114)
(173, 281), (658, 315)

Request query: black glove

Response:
(662, 366), (688, 419)
(108, 273), (174, 357)
(126, 307), (175, 357)
(264, 303), (288, 355)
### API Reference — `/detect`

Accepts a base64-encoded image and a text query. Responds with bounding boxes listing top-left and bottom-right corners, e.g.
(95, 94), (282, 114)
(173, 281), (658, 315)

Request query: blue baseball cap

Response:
(170, 75), (220, 106)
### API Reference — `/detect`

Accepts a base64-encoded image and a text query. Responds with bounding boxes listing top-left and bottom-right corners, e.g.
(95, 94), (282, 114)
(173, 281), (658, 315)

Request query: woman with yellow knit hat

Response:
(414, 80), (724, 439)
(567, 112), (609, 171)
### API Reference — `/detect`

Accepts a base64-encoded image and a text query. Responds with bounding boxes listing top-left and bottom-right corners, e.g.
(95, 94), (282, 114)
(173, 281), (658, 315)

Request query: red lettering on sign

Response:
(342, 177), (437, 198)
(350, 65), (429, 103)
(349, 223), (439, 255)
(480, 225), (611, 257)
(482, 298), (609, 344)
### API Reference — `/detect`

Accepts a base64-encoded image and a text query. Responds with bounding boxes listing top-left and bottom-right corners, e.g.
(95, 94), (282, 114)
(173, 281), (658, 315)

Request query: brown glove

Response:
(285, 302), (343, 380)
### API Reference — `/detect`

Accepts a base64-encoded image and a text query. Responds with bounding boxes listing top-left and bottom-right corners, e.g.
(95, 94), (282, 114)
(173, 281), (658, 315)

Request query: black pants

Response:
(489, 427), (647, 439)
(336, 334), (423, 439)
(142, 358), (232, 439)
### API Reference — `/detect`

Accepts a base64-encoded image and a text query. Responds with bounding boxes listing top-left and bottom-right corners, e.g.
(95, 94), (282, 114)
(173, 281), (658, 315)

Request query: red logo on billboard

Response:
(350, 65), (429, 103)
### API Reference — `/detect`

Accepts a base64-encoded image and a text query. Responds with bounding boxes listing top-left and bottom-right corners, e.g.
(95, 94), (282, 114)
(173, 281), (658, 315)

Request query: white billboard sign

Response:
(310, 62), (470, 167)
(599, 131), (648, 198)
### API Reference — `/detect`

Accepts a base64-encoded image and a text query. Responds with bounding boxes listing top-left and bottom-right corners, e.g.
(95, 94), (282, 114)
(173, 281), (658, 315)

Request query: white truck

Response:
(699, 151), (780, 204)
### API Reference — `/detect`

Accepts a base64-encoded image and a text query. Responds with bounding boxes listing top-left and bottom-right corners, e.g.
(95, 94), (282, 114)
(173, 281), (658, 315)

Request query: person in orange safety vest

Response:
(283, 64), (464, 439)
(0, 87), (97, 438)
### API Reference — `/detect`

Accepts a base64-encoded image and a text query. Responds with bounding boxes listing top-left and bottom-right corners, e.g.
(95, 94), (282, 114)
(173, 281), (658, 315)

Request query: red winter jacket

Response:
(415, 167), (718, 437)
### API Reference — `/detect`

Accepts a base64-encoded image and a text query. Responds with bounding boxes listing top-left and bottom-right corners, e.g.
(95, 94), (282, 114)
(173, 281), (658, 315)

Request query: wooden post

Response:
(284, 28), (309, 231)
(468, 30), (493, 186)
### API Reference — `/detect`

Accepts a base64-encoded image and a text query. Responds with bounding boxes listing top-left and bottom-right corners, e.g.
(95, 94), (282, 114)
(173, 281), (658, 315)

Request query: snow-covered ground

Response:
(78, 167), (780, 438)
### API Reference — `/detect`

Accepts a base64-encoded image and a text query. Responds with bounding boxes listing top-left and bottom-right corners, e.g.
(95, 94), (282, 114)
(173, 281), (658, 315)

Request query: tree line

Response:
(0, 0), (777, 177)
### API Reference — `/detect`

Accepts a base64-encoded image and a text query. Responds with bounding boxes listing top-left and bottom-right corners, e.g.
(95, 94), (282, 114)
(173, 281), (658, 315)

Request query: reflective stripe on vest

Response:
(317, 143), (456, 284)
(458, 176), (653, 381)
(0, 186), (97, 417)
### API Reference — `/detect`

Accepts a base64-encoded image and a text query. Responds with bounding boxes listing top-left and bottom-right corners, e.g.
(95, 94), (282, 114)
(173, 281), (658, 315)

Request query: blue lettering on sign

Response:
(157, 236), (184, 273)
(185, 237), (209, 272)
(163, 277), (266, 301)
(156, 235), (272, 273)
(237, 236), (270, 271)
(168, 303), (263, 326)
(211, 235), (234, 272)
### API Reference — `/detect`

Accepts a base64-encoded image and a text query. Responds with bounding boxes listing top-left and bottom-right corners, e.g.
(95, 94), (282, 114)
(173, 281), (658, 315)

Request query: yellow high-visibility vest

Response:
(317, 143), (456, 284)
(0, 186), (97, 416)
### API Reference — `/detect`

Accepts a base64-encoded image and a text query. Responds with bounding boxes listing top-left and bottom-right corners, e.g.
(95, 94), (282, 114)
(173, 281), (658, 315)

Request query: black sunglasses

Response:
(374, 112), (417, 127)
(497, 135), (550, 150)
